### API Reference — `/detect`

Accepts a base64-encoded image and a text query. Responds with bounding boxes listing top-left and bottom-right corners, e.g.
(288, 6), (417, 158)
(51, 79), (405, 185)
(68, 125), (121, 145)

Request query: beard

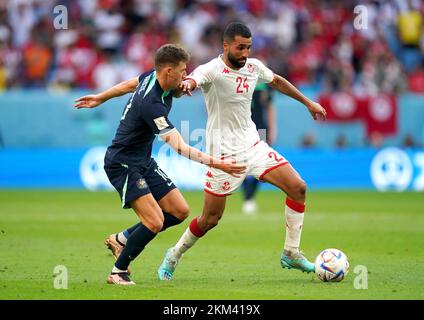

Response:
(228, 52), (247, 69)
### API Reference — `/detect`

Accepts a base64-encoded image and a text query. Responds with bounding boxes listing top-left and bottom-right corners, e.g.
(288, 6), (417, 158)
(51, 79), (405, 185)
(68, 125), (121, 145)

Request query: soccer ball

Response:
(314, 248), (349, 282)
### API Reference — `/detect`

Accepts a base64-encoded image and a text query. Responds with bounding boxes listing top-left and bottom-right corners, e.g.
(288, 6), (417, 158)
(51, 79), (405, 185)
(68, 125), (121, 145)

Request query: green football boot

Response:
(157, 248), (179, 280)
(280, 250), (315, 273)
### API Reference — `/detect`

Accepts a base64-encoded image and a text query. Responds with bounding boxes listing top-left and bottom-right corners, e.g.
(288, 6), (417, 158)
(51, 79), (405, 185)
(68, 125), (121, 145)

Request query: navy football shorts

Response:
(104, 158), (176, 209)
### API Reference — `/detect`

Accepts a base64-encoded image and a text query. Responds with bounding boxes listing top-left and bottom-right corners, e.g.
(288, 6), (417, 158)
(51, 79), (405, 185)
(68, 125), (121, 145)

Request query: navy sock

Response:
(115, 224), (156, 270)
(161, 212), (183, 232)
(123, 223), (140, 238)
(122, 212), (183, 239)
(242, 176), (259, 200)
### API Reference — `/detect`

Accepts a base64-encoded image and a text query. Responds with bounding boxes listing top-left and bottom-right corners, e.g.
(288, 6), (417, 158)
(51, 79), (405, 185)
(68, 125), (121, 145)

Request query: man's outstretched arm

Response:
(74, 77), (139, 109)
(173, 78), (197, 98)
(269, 74), (327, 121)
(160, 129), (246, 177)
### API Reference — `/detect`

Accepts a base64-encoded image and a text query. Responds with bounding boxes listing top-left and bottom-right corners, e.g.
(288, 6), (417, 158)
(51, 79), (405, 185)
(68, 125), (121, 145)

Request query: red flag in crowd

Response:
(318, 93), (397, 137)
(318, 92), (362, 121)
(363, 95), (397, 137)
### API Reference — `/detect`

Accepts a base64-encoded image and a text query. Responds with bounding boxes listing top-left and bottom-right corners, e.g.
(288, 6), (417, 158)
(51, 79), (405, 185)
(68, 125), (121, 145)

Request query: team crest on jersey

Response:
(247, 63), (254, 73)
(136, 178), (148, 189)
(222, 68), (230, 74)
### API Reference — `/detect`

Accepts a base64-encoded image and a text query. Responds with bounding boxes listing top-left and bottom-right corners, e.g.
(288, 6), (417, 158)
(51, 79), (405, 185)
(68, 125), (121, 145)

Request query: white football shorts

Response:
(204, 140), (289, 196)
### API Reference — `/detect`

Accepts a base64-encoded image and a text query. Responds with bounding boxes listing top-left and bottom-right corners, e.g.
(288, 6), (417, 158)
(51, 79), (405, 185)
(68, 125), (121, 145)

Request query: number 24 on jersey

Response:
(236, 77), (249, 93)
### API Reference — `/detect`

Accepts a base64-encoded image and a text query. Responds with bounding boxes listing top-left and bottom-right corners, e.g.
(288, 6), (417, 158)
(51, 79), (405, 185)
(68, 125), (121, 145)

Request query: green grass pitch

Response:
(0, 189), (423, 300)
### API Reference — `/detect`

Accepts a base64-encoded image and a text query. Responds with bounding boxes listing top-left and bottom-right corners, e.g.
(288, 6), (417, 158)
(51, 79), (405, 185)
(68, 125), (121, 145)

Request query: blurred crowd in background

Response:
(0, 0), (423, 94)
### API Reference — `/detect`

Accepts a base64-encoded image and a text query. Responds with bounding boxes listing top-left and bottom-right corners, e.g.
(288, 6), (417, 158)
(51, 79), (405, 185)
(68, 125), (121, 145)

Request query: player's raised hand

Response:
(213, 159), (247, 178)
(306, 101), (327, 121)
(74, 95), (103, 109)
(179, 79), (195, 96)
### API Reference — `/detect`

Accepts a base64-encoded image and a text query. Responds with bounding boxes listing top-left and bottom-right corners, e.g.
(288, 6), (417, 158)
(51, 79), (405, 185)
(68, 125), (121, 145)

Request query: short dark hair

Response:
(223, 22), (252, 42)
(155, 44), (190, 70)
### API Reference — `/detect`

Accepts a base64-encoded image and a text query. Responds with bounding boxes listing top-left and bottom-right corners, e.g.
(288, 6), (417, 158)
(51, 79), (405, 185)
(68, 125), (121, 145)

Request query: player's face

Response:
(224, 35), (252, 69)
(167, 61), (187, 89)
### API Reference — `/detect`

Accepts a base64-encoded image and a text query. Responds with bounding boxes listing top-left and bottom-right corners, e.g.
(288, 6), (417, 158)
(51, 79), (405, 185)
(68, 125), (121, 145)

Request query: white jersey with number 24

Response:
(186, 55), (274, 157)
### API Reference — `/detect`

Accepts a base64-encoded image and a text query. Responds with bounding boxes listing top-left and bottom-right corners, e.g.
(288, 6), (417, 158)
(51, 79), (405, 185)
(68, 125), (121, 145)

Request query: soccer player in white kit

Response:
(156, 22), (328, 280)
(158, 23), (326, 280)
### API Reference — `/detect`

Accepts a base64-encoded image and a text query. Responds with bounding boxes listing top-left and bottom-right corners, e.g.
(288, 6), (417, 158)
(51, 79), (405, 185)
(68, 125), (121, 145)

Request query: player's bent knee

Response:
(168, 204), (190, 221)
(147, 221), (163, 234)
(144, 217), (164, 233)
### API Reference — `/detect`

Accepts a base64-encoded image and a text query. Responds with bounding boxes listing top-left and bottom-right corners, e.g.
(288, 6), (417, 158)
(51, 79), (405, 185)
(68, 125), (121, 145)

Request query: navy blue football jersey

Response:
(251, 83), (273, 131)
(105, 70), (175, 166)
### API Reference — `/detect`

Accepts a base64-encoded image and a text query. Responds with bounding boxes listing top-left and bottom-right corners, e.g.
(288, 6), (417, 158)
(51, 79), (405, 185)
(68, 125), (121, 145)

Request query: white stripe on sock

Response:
(117, 232), (127, 245)
(112, 266), (126, 273)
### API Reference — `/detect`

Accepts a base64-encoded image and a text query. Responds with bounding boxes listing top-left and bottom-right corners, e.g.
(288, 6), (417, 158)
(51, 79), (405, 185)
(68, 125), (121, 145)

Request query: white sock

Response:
(172, 227), (199, 260)
(284, 199), (305, 255)
(112, 266), (127, 273)
(117, 232), (127, 245)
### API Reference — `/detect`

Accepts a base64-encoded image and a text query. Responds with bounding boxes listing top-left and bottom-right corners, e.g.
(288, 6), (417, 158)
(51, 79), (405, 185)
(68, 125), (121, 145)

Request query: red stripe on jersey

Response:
(189, 217), (206, 237)
(258, 162), (289, 181)
(285, 197), (305, 213)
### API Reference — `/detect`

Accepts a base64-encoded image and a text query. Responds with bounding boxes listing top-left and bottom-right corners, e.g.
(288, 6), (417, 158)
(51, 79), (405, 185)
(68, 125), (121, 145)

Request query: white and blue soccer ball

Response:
(315, 248), (349, 282)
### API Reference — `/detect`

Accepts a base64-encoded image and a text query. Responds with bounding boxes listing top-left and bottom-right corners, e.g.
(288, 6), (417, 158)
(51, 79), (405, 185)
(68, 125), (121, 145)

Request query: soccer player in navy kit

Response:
(74, 44), (246, 285)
